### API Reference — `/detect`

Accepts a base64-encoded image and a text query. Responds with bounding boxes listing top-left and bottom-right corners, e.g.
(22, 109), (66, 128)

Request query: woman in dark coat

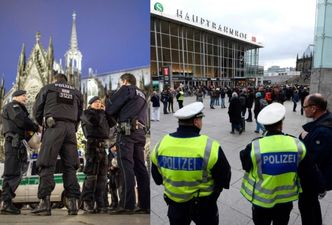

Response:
(228, 92), (243, 134)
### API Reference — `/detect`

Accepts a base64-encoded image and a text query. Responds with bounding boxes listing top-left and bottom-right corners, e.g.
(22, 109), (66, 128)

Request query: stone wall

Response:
(310, 68), (332, 112)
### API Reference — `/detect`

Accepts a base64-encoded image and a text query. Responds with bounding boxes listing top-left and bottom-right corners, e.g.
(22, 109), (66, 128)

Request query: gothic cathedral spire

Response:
(65, 12), (82, 89)
(70, 12), (78, 50)
(47, 36), (54, 83)
(65, 11), (82, 74)
(15, 44), (26, 89)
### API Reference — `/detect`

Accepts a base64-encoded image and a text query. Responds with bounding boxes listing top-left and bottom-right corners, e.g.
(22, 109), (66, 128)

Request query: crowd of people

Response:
(0, 72), (150, 216)
(152, 90), (332, 225)
(151, 84), (311, 136)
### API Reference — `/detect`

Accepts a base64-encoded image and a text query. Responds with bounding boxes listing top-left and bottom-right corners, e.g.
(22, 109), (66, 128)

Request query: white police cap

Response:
(257, 102), (286, 125)
(174, 102), (204, 119)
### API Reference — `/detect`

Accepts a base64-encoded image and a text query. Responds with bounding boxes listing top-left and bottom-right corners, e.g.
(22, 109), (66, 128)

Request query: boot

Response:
(83, 201), (95, 213)
(109, 201), (118, 210)
(66, 197), (78, 215)
(0, 200), (20, 215)
(31, 196), (51, 216)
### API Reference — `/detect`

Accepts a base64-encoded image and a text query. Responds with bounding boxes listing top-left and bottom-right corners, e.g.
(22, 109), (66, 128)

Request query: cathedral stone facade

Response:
(0, 12), (82, 160)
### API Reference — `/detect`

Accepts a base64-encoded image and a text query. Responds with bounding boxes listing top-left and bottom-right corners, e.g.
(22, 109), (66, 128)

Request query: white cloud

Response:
(153, 0), (316, 68)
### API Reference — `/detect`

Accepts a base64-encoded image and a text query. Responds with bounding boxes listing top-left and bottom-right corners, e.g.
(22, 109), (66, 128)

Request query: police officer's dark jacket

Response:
(240, 131), (325, 194)
(2, 100), (38, 137)
(106, 85), (147, 125)
(152, 125), (231, 200)
(33, 80), (83, 126)
(81, 108), (110, 139)
(301, 111), (332, 191)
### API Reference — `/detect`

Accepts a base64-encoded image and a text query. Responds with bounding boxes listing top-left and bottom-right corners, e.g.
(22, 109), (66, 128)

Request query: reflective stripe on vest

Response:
(152, 135), (218, 203)
(240, 135), (306, 208)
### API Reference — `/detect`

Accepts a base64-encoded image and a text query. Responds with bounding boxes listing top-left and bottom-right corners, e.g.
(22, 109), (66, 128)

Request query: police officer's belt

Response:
(163, 194), (215, 205)
(119, 121), (145, 130)
(87, 139), (106, 148)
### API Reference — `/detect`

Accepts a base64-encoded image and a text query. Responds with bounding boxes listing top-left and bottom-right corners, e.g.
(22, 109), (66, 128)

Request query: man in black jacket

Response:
(80, 96), (110, 213)
(32, 73), (83, 216)
(1, 90), (39, 215)
(299, 93), (332, 225)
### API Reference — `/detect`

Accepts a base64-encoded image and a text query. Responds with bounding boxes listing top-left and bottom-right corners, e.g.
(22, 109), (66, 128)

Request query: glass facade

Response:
(151, 16), (263, 87)
(314, 0), (332, 68)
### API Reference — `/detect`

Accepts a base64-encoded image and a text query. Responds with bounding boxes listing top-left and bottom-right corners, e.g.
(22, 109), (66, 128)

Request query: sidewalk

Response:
(150, 96), (332, 225)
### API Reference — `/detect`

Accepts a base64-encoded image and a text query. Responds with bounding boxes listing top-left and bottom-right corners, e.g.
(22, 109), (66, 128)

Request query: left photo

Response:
(0, 1), (150, 224)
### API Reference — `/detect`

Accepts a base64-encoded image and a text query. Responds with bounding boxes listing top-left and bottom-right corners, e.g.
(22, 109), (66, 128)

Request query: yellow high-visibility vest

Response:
(240, 135), (306, 208)
(151, 134), (219, 203)
(178, 92), (184, 101)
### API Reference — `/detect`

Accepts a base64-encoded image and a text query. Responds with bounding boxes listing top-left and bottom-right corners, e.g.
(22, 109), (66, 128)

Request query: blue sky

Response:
(0, 0), (150, 91)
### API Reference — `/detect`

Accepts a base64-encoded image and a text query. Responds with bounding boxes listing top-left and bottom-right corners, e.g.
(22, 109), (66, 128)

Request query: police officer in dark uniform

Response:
(80, 96), (110, 213)
(31, 73), (83, 216)
(106, 73), (150, 214)
(0, 90), (39, 215)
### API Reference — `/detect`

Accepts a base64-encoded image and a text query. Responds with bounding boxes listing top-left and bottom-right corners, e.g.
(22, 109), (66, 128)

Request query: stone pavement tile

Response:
(151, 210), (168, 225)
(321, 192), (332, 225)
(224, 149), (244, 170)
(151, 178), (164, 198)
(218, 203), (252, 225)
(230, 196), (253, 218)
(151, 184), (168, 223)
(230, 169), (246, 187)
(218, 185), (244, 207)
(322, 191), (332, 203)
(232, 173), (244, 190)
(292, 215), (302, 225)
(289, 210), (301, 225)
(322, 203), (332, 225)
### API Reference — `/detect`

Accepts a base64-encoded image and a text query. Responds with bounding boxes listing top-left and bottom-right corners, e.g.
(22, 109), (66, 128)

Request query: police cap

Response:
(12, 90), (27, 97)
(174, 102), (204, 120)
(88, 96), (100, 105)
(257, 102), (286, 125)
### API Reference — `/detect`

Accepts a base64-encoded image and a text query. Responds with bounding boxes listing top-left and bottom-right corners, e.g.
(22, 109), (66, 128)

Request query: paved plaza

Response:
(150, 96), (332, 225)
(0, 207), (149, 225)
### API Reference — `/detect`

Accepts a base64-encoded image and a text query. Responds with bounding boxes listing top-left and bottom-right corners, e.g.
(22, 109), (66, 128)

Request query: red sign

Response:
(163, 67), (169, 76)
(251, 36), (256, 42)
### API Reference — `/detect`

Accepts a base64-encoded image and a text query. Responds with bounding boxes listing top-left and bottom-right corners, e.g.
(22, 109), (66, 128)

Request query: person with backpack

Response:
(161, 89), (169, 114)
(253, 92), (267, 134)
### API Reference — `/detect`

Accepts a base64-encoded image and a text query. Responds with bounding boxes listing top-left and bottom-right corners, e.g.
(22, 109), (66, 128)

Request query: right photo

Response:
(150, 0), (332, 225)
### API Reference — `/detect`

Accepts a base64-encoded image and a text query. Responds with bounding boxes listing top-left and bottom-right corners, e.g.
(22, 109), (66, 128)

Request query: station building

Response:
(151, 1), (264, 89)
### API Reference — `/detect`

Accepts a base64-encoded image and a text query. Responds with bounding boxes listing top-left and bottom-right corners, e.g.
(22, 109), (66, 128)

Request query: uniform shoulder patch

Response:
(136, 89), (145, 99)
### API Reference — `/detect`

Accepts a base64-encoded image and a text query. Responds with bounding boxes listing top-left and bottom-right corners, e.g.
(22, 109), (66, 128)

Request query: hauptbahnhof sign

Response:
(151, 1), (263, 48)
